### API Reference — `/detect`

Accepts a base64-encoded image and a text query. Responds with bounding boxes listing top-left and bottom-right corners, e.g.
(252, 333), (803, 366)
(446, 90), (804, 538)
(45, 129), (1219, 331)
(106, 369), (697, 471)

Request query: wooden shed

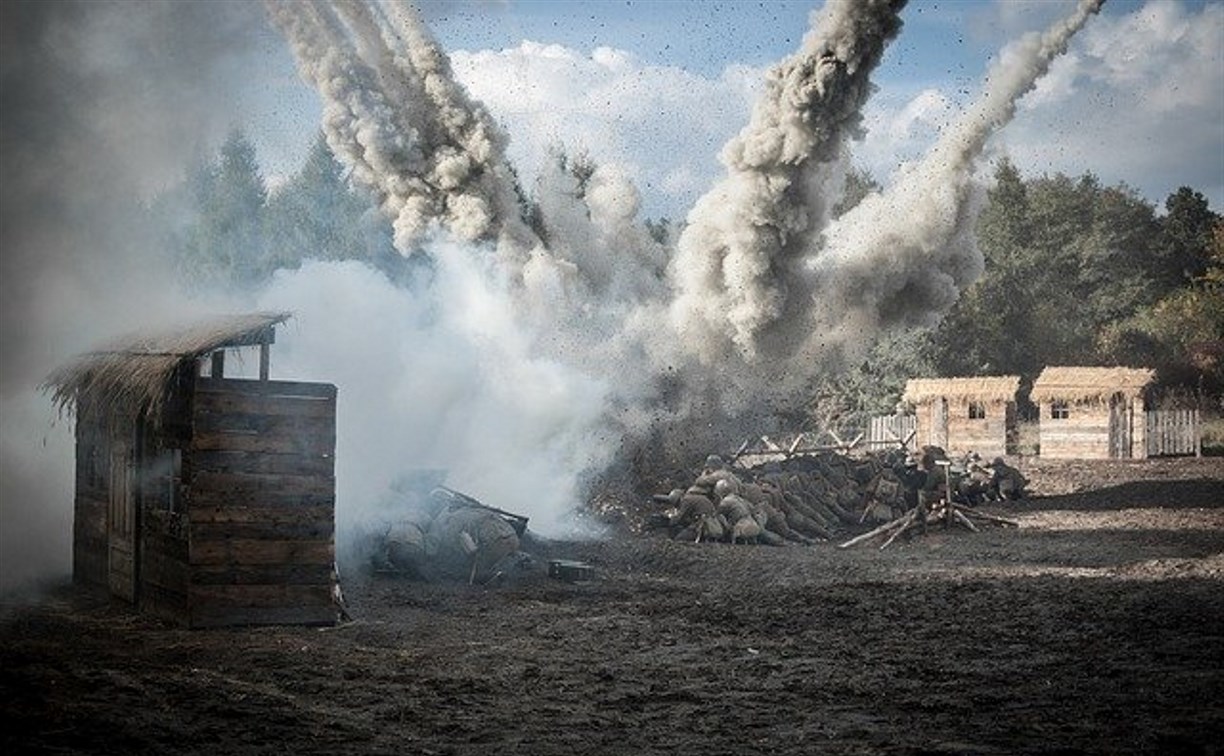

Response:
(902, 376), (1021, 458)
(43, 312), (340, 628)
(1031, 366), (1154, 459)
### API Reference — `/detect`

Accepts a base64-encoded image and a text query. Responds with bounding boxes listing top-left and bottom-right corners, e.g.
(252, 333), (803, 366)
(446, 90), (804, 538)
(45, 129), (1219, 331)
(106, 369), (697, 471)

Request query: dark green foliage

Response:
(163, 129), (410, 290)
(804, 329), (938, 431)
(264, 133), (369, 270)
(926, 159), (1219, 404)
(1158, 187), (1218, 289)
(175, 129), (268, 288)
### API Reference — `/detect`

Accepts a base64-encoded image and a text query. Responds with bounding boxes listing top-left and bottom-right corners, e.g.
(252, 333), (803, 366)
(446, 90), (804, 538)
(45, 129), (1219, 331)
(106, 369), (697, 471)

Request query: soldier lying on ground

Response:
(377, 488), (529, 584)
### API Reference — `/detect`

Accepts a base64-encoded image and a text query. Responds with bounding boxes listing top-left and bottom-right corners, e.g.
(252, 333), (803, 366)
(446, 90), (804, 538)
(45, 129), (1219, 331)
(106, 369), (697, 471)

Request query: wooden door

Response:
(107, 441), (136, 602)
(932, 399), (948, 449)
(1108, 393), (1129, 459)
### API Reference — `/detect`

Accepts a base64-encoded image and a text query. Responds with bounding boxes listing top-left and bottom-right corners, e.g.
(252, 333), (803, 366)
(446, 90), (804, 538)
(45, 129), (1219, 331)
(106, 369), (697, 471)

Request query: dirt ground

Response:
(3, 457), (1223, 755)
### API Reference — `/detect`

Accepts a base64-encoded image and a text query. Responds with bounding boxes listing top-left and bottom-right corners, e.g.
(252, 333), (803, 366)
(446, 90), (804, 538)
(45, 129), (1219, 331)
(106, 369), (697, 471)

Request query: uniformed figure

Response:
(895, 455), (928, 509)
(990, 457), (1028, 500)
(424, 498), (521, 583)
(959, 461), (994, 504)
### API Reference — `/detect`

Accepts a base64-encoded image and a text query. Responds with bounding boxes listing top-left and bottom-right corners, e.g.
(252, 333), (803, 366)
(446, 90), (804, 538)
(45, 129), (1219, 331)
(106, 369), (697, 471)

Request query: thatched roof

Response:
(903, 376), (1021, 404)
(42, 312), (290, 420)
(1030, 366), (1154, 402)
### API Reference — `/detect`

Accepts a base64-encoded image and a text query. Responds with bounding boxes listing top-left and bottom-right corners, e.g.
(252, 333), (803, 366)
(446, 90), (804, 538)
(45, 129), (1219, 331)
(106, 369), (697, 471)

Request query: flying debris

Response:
(266, 0), (1108, 538)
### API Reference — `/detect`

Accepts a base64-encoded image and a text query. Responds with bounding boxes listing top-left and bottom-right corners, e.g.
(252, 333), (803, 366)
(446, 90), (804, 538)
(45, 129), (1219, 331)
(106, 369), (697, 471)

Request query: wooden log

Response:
(190, 520), (334, 542)
(188, 502), (334, 524)
(191, 563), (334, 586)
(193, 411), (334, 438)
(728, 438), (751, 465)
(959, 506), (1020, 528)
(838, 508), (914, 549)
(259, 342), (270, 381)
(190, 429), (335, 455)
(878, 515), (916, 550)
(190, 583), (333, 609)
(195, 378), (335, 399)
(194, 391), (335, 420)
(952, 508), (980, 533)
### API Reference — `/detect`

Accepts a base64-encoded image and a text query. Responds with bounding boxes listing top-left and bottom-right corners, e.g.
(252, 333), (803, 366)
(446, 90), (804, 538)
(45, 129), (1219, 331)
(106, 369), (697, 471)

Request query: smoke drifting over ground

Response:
(2, 0), (1105, 590)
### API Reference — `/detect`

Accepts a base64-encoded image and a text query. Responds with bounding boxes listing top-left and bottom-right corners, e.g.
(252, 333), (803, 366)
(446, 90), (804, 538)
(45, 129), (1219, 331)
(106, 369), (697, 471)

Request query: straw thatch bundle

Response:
(1030, 366), (1154, 403)
(41, 312), (290, 422)
(902, 376), (1021, 404)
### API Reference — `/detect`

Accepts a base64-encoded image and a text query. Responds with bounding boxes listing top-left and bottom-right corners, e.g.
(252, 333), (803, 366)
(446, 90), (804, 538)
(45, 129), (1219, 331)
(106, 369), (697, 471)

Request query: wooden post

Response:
(259, 341), (270, 381)
(210, 350), (224, 379)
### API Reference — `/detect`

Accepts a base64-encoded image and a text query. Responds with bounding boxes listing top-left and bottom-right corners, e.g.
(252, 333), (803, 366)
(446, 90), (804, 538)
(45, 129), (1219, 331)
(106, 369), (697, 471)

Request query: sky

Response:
(237, 0), (1223, 219)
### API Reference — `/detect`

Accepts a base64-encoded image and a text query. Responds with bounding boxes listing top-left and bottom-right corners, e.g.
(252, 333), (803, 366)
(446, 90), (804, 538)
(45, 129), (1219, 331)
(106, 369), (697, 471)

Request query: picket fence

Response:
(1146, 409), (1201, 457)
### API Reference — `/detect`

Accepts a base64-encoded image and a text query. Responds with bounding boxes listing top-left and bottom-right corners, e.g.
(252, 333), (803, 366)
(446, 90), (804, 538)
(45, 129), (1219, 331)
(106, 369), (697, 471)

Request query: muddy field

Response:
(3, 457), (1223, 755)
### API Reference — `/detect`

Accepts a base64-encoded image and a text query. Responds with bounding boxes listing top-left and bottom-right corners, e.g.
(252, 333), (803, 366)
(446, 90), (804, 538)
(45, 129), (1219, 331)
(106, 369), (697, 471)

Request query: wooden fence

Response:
(728, 416), (917, 463)
(1146, 409), (1201, 458)
(866, 415), (917, 451)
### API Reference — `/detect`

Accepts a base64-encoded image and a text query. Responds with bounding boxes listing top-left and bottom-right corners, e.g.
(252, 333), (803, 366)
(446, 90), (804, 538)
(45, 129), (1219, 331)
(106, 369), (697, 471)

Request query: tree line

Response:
(815, 161), (1221, 425)
(155, 130), (1222, 419)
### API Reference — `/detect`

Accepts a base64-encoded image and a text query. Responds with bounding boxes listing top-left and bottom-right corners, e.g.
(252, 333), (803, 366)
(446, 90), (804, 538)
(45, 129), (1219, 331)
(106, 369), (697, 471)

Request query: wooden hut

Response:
(902, 376), (1021, 458)
(43, 312), (340, 628)
(1031, 366), (1154, 459)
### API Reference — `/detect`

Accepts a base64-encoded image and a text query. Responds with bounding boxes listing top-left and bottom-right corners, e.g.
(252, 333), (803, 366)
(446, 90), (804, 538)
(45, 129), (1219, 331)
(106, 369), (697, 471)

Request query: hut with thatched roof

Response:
(1031, 366), (1154, 459)
(43, 312), (340, 628)
(902, 376), (1021, 458)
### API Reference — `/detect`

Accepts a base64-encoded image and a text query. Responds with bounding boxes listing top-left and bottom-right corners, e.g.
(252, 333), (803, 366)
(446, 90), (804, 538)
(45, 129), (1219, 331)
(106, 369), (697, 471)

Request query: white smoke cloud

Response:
(665, 0), (908, 367)
(1007, 0), (1223, 206)
(805, 0), (1106, 358)
(448, 41), (764, 219)
(255, 258), (618, 538)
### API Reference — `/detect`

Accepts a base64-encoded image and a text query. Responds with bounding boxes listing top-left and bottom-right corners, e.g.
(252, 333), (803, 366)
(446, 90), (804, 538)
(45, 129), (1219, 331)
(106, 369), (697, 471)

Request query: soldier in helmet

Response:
(424, 490), (522, 583)
(990, 457), (1028, 501)
(895, 452), (931, 534)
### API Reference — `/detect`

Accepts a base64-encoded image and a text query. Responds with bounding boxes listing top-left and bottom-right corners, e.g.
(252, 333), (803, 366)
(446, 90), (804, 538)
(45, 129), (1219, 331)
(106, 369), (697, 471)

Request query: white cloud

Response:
(449, 41), (763, 219)
(1002, 0), (1224, 207)
(855, 88), (957, 185)
(855, 0), (1223, 211)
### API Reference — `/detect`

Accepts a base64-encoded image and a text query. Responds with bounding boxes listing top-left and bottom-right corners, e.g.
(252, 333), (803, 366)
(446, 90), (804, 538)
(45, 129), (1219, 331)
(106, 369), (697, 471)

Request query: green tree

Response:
(177, 128), (269, 288)
(1105, 220), (1224, 395)
(937, 164), (1164, 377)
(1157, 187), (1219, 290)
(931, 158), (1040, 376)
(265, 133), (369, 271)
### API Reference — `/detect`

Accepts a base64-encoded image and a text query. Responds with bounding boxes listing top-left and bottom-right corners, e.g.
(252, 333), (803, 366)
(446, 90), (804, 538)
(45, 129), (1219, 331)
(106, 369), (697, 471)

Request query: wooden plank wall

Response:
(73, 494), (108, 587)
(73, 418), (108, 587)
(911, 400), (1010, 457)
(141, 510), (189, 623)
(1039, 401), (1112, 459)
(1146, 409), (1202, 457)
(186, 378), (337, 628)
(945, 399), (1009, 458)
